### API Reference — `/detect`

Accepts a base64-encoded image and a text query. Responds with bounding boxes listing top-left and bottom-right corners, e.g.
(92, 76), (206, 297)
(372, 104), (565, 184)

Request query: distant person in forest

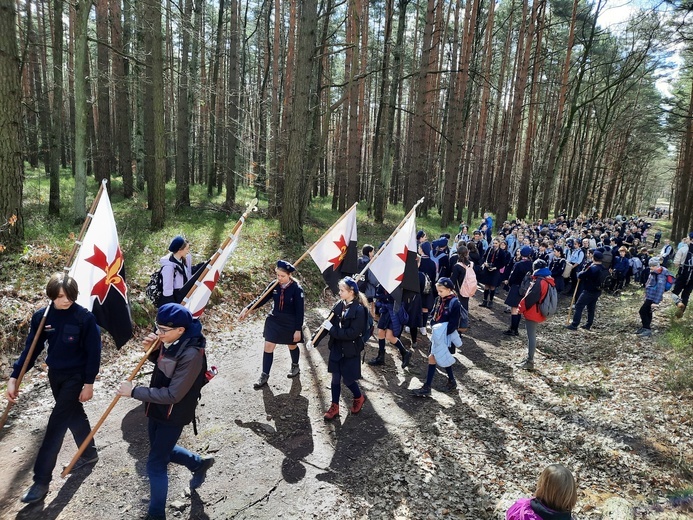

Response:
(506, 464), (577, 520)
(565, 250), (606, 331)
(503, 246), (534, 337)
(671, 233), (693, 319)
(516, 260), (555, 370)
(239, 260), (305, 389)
(367, 285), (413, 369)
(117, 303), (214, 520)
(318, 278), (369, 420)
(5, 273), (101, 504)
(636, 257), (669, 337)
(158, 235), (193, 306)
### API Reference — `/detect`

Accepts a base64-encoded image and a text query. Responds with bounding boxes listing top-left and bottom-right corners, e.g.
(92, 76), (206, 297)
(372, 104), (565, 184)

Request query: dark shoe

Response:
(502, 329), (518, 336)
(564, 324), (578, 331)
(324, 403), (340, 420)
(637, 328), (652, 337)
(253, 372), (269, 389)
(351, 395), (366, 414)
(190, 455), (215, 490)
(444, 380), (457, 392)
(580, 325), (591, 331)
(66, 453), (99, 473)
(20, 483), (49, 504)
(368, 353), (385, 366)
(411, 385), (431, 397)
(635, 328), (644, 335)
(486, 301), (493, 309)
(480, 300), (488, 308)
(143, 515), (166, 520)
(401, 350), (413, 368)
(287, 363), (300, 378)
(518, 359), (535, 370)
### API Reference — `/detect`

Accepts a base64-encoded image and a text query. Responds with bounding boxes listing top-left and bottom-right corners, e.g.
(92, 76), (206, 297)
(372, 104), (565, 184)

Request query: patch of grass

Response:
(660, 317), (693, 390)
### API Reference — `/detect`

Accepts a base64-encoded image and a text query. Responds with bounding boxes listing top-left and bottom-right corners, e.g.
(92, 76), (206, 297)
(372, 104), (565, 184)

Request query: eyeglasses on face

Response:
(154, 322), (176, 334)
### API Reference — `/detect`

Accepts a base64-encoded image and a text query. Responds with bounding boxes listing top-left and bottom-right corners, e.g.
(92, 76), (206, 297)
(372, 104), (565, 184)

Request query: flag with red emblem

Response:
(68, 189), (133, 348)
(309, 204), (358, 294)
(368, 212), (419, 301)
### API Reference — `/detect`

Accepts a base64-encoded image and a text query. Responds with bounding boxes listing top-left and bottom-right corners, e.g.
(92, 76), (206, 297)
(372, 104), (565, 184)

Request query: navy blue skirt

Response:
(480, 268), (502, 287)
(328, 351), (362, 381)
(263, 313), (302, 344)
(504, 285), (524, 307)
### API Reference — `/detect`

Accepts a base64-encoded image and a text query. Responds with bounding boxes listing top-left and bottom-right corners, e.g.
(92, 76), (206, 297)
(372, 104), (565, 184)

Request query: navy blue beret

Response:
(420, 241), (432, 256)
(416, 230), (426, 240)
(157, 303), (193, 328)
(341, 276), (359, 293)
(169, 235), (186, 253)
(689, 231), (693, 239)
(432, 238), (448, 250)
(436, 277), (454, 290)
(276, 259), (296, 273)
(520, 246), (533, 258)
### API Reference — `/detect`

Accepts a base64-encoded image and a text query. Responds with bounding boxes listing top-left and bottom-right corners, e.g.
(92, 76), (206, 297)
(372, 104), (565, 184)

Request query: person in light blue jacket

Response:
(636, 257), (669, 337)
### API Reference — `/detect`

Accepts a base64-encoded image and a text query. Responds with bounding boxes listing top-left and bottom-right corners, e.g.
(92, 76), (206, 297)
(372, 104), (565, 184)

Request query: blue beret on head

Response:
(436, 277), (454, 290)
(342, 276), (359, 293)
(520, 246), (533, 258)
(157, 303), (193, 328)
(433, 238), (448, 250)
(592, 250), (604, 261)
(169, 235), (186, 253)
(417, 230), (426, 240)
(276, 259), (296, 273)
(689, 231), (693, 239)
(420, 241), (432, 256)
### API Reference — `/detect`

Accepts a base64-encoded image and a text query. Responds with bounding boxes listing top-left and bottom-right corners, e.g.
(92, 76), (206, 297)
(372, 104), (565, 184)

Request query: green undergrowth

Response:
(661, 312), (693, 390)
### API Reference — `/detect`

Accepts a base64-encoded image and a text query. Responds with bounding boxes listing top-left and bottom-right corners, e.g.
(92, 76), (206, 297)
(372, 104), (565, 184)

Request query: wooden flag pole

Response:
(310, 198), (425, 343)
(244, 202), (359, 315)
(1, 182), (108, 433)
(63, 198), (257, 476)
(61, 341), (159, 477)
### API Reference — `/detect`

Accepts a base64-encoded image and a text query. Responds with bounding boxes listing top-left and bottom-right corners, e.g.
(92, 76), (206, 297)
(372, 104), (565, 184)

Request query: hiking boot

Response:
(253, 372), (269, 389)
(675, 303), (686, 319)
(65, 453), (99, 473)
(502, 328), (518, 336)
(20, 483), (49, 504)
(444, 379), (457, 392)
(351, 395), (366, 414)
(518, 359), (535, 370)
(367, 353), (385, 366)
(580, 325), (591, 331)
(480, 300), (488, 308)
(411, 384), (431, 397)
(637, 328), (652, 337)
(401, 350), (413, 369)
(287, 363), (300, 378)
(564, 324), (578, 331)
(635, 328), (644, 335)
(324, 403), (340, 420)
(190, 455), (215, 490)
(486, 301), (494, 309)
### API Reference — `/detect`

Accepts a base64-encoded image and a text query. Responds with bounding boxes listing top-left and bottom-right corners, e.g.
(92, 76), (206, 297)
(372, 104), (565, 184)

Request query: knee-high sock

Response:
(488, 290), (495, 302)
(511, 314), (521, 332)
(290, 346), (300, 364)
(411, 327), (418, 344)
(262, 351), (274, 374)
(422, 311), (430, 326)
(378, 338), (386, 354)
(393, 338), (407, 356)
(345, 381), (361, 399)
(483, 290), (489, 301)
(425, 364), (436, 386)
(331, 383), (341, 404)
(445, 366), (455, 383)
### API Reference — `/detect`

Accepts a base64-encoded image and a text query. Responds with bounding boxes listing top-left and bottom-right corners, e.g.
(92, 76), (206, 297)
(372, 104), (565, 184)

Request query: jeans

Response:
(147, 419), (202, 518)
(571, 290), (600, 328)
(525, 320), (537, 361)
(34, 371), (97, 485)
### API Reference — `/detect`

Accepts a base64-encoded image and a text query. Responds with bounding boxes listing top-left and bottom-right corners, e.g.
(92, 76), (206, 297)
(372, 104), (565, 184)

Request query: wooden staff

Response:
(243, 202), (359, 316)
(63, 198), (258, 476)
(566, 279), (581, 325)
(310, 197), (425, 342)
(1, 181), (107, 432)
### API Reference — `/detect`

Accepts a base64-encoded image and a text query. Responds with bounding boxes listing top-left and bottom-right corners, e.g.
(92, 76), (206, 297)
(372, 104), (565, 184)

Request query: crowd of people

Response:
(4, 213), (693, 519)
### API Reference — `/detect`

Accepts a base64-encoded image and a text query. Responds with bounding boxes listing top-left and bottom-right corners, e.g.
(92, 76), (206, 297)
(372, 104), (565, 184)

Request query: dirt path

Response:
(1, 293), (692, 519)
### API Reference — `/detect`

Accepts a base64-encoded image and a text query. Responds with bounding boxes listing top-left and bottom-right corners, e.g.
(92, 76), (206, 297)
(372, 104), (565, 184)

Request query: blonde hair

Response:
(534, 464), (577, 512)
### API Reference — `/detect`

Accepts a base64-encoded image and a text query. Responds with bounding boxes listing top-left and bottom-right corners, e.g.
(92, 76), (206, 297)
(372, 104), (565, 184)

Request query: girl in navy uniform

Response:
(480, 238), (505, 308)
(503, 246), (534, 336)
(411, 278), (461, 397)
(319, 278), (369, 420)
(367, 285), (413, 368)
(6, 273), (101, 504)
(159, 235), (193, 306)
(239, 260), (304, 389)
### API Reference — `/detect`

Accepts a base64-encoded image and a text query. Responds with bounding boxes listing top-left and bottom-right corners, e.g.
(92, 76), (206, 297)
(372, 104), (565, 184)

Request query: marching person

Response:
(239, 260), (305, 389)
(5, 273), (101, 504)
(319, 277), (369, 420)
(516, 259), (555, 370)
(565, 250), (606, 331)
(411, 278), (461, 397)
(117, 303), (214, 520)
(636, 257), (669, 337)
(367, 285), (413, 368)
(671, 232), (693, 318)
(158, 235), (193, 306)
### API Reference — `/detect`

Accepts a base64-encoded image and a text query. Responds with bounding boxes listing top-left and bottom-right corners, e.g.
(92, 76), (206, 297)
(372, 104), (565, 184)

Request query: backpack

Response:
(538, 279), (558, 318)
(631, 257), (643, 280)
(601, 250), (613, 270)
(422, 272), (432, 295)
(664, 274), (676, 291)
(459, 262), (478, 298)
(519, 271), (533, 297)
(597, 265), (611, 290)
(145, 267), (164, 305)
(360, 306), (374, 346)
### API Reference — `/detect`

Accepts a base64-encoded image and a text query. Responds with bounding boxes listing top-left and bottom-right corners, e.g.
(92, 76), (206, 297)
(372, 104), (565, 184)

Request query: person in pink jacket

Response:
(506, 464), (577, 520)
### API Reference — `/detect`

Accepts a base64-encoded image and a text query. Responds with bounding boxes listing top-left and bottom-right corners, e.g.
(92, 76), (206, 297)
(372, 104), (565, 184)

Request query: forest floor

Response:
(1, 286), (692, 520)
